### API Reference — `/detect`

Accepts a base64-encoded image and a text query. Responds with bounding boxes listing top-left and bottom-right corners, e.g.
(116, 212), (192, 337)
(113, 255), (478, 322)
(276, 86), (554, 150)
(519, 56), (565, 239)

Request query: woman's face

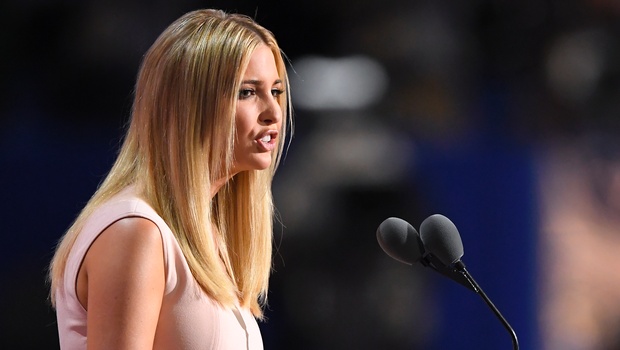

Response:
(232, 44), (283, 174)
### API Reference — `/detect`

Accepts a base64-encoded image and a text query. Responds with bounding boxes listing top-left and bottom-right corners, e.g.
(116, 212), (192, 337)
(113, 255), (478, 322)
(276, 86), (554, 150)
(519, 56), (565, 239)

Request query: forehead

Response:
(243, 44), (279, 78)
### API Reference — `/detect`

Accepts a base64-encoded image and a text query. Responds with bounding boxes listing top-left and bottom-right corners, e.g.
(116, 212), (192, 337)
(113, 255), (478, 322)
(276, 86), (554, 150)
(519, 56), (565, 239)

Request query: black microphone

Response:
(418, 214), (519, 350)
(376, 217), (476, 291)
(376, 217), (424, 265)
(419, 214), (463, 266)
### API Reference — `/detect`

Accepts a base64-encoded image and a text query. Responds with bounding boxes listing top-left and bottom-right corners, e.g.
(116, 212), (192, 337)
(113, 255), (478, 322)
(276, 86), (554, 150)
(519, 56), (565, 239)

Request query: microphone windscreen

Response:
(419, 214), (464, 266)
(376, 217), (424, 265)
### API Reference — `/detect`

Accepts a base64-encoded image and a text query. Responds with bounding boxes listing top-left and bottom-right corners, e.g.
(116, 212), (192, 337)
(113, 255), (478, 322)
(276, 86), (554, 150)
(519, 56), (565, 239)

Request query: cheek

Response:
(234, 109), (254, 137)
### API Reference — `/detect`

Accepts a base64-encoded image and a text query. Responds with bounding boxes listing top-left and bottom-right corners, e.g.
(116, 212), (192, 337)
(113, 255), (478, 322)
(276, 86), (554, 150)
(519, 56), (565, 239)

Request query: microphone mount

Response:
(453, 261), (519, 350)
(419, 251), (476, 292)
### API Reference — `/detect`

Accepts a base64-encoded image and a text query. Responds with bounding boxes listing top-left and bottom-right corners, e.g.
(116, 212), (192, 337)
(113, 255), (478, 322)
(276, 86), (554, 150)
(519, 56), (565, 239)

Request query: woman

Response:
(48, 9), (291, 349)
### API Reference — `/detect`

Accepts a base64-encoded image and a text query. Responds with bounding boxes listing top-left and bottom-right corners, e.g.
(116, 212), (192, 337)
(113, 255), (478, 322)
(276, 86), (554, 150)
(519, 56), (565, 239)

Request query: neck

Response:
(211, 173), (236, 198)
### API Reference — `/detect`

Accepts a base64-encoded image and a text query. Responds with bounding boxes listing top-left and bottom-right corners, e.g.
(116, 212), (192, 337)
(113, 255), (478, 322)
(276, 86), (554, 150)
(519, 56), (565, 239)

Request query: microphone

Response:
(419, 214), (463, 266)
(376, 217), (475, 291)
(376, 217), (424, 265)
(376, 215), (519, 350)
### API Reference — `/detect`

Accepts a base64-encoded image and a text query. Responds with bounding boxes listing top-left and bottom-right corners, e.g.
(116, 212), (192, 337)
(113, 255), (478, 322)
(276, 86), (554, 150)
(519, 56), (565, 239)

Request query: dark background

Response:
(2, 0), (620, 349)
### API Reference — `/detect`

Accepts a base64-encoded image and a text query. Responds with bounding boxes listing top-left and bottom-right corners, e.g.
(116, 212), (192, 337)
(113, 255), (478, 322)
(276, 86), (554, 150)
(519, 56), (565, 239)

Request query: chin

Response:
(253, 161), (272, 171)
(255, 158), (274, 171)
(236, 156), (273, 172)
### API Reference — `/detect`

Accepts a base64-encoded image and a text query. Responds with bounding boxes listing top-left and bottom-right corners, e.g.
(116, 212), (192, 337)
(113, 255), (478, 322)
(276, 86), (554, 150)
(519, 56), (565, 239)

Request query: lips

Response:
(255, 130), (278, 151)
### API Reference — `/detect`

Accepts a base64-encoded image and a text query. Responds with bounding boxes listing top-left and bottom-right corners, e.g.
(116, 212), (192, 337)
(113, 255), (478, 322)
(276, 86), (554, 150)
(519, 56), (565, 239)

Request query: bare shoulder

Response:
(103, 216), (162, 243)
(86, 217), (163, 268)
(78, 216), (165, 311)
(80, 217), (166, 348)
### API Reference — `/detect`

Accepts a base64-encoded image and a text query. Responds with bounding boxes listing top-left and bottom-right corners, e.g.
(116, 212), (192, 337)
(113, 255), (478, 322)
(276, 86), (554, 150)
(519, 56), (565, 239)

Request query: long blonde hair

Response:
(48, 9), (291, 318)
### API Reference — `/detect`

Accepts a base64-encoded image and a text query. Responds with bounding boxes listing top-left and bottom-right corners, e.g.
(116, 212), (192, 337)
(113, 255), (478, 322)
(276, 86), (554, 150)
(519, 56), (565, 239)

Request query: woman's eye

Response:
(271, 89), (284, 98)
(239, 89), (255, 99)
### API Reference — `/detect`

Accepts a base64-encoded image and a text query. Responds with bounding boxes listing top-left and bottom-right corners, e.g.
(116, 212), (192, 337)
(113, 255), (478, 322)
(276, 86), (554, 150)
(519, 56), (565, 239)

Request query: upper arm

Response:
(82, 217), (165, 350)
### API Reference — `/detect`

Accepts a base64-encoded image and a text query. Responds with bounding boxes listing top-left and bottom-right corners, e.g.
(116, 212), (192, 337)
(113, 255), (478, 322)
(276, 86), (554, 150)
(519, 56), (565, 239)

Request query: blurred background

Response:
(2, 0), (620, 349)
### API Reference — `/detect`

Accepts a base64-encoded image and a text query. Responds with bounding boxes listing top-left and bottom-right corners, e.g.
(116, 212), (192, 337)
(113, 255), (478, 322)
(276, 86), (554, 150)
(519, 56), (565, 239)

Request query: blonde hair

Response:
(48, 9), (291, 318)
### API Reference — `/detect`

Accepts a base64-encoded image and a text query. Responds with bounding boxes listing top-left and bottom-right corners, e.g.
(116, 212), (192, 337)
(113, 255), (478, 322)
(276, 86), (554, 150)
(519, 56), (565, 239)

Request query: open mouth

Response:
(256, 131), (278, 151)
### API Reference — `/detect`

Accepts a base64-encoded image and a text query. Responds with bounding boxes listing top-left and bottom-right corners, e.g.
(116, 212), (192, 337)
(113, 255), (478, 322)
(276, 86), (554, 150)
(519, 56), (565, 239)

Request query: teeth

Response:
(261, 135), (271, 142)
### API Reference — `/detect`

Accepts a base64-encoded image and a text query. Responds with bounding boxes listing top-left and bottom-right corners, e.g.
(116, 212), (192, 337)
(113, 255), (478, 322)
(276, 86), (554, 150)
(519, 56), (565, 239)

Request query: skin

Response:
(79, 218), (164, 349)
(231, 44), (283, 174)
(75, 44), (282, 349)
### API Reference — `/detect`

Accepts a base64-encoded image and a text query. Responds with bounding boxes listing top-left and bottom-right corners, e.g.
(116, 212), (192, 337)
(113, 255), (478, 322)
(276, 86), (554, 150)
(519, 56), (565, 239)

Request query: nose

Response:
(259, 97), (282, 125)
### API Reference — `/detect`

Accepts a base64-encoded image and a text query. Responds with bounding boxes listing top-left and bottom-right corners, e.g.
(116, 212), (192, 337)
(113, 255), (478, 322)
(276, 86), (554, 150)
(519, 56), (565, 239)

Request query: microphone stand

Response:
(421, 253), (476, 292)
(454, 261), (519, 350)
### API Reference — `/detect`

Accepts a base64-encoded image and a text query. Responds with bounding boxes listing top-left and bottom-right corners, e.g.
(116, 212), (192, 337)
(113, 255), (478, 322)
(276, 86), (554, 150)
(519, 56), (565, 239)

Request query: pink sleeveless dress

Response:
(54, 187), (264, 349)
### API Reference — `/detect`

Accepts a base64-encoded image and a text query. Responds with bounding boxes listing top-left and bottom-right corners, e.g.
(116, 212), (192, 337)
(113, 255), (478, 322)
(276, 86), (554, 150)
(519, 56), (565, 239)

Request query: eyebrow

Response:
(241, 79), (283, 86)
